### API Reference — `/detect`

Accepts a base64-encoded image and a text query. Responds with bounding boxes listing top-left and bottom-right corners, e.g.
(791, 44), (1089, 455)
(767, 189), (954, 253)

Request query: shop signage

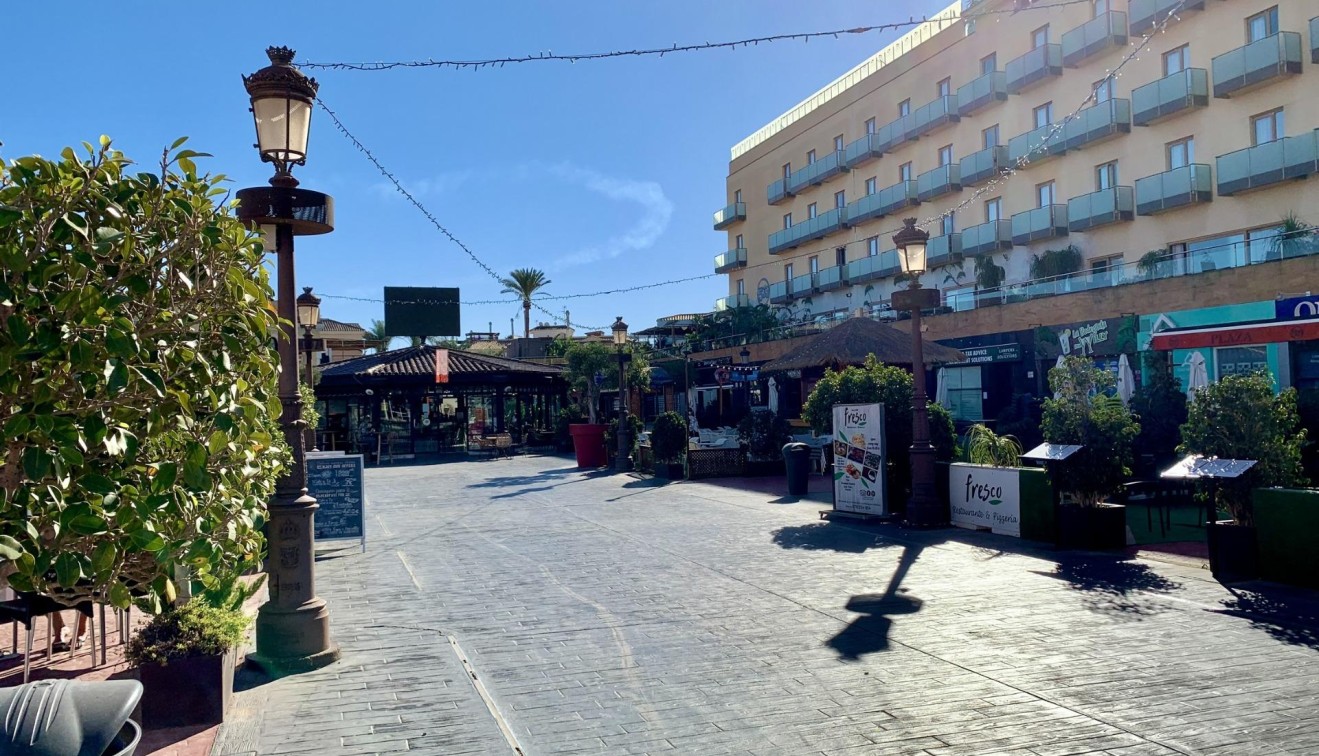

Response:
(1150, 320), (1319, 351)
(831, 403), (886, 516)
(958, 343), (1021, 364)
(1037, 316), (1135, 359)
(949, 463), (1021, 537)
(306, 453), (367, 551)
(730, 369), (760, 382)
(1275, 294), (1319, 322)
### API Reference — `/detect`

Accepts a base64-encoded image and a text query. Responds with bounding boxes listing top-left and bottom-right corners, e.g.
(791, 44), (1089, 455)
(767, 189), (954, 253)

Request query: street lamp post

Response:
(612, 317), (632, 473)
(297, 287), (321, 387)
(890, 218), (943, 528)
(236, 46), (339, 675)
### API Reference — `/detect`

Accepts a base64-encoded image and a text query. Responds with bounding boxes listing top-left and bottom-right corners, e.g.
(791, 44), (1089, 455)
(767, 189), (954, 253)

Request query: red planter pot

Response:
(569, 424), (608, 469)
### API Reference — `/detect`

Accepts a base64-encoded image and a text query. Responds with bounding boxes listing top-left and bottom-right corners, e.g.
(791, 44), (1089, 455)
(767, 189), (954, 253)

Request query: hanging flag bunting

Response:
(435, 348), (450, 384)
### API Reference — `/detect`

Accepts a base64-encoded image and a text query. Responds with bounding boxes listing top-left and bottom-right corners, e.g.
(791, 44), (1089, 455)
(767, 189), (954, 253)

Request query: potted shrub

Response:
(958, 423), (1023, 467)
(1041, 357), (1140, 550)
(650, 412), (688, 479)
(737, 409), (794, 476)
(1128, 352), (1187, 477)
(1178, 371), (1307, 580)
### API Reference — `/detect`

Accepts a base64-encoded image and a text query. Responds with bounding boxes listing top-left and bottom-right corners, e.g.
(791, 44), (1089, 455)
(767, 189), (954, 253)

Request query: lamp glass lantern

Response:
(892, 217), (930, 277)
(611, 317), (629, 347)
(739, 347), (751, 364)
(296, 286), (321, 329)
(243, 46), (319, 178)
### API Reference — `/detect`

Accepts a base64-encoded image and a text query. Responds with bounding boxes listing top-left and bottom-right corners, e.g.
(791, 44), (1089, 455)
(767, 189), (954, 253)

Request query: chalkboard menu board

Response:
(305, 454), (366, 549)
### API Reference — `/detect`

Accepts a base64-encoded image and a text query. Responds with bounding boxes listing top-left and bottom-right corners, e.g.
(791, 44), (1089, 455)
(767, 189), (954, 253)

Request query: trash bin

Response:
(0, 678), (143, 755)
(782, 442), (811, 497)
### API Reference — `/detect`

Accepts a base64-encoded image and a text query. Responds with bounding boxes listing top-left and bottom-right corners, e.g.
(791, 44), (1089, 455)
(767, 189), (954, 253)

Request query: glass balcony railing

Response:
(926, 233), (963, 268)
(768, 177), (791, 205)
(713, 247), (748, 273)
(960, 145), (1008, 187)
(787, 150), (847, 194)
(1212, 32), (1302, 98)
(1312, 16), (1319, 64)
(844, 120), (905, 169)
(1062, 12), (1127, 67)
(712, 202), (746, 230)
(1217, 132), (1319, 196)
(1063, 98), (1131, 150)
(715, 294), (751, 311)
(791, 273), (816, 296)
(1130, 0), (1203, 35)
(1005, 43), (1062, 94)
(957, 70), (1007, 117)
(768, 207), (848, 254)
(816, 264), (846, 291)
(916, 164), (961, 202)
(961, 220), (1013, 257)
(907, 96), (959, 141)
(846, 250), (902, 284)
(1132, 68), (1209, 126)
(1134, 164), (1213, 215)
(1008, 122), (1067, 166)
(847, 181), (917, 227)
(1010, 205), (1069, 245)
(768, 282), (789, 304)
(1067, 187), (1134, 232)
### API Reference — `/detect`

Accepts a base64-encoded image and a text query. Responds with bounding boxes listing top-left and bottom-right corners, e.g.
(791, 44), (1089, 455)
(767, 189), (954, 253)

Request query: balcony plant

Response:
(974, 255), (1007, 307)
(957, 423), (1023, 467)
(1041, 356), (1140, 549)
(737, 409), (793, 474)
(1269, 212), (1315, 260)
(1136, 250), (1165, 280)
(649, 411), (688, 479)
(1029, 244), (1083, 280)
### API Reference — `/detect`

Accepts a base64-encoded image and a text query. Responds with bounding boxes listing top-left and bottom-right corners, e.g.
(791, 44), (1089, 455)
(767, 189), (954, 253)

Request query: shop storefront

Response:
(934, 333), (1036, 424)
(1034, 316), (1140, 391)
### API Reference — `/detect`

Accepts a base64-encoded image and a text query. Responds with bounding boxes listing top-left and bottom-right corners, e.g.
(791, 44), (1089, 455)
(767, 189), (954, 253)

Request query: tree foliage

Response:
(366, 319), (391, 353)
(1128, 352), (1187, 476)
(650, 411), (688, 464)
(688, 304), (781, 348)
(0, 139), (289, 611)
(737, 410), (793, 461)
(1178, 371), (1307, 525)
(561, 341), (649, 424)
(1041, 357), (1140, 507)
(499, 268), (551, 339)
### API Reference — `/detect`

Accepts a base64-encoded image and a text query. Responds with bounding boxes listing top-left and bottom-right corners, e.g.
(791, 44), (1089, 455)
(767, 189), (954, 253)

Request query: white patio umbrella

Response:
(1184, 351), (1209, 403)
(1116, 353), (1136, 407)
(1052, 355), (1066, 399)
(767, 376), (780, 414)
(934, 367), (948, 407)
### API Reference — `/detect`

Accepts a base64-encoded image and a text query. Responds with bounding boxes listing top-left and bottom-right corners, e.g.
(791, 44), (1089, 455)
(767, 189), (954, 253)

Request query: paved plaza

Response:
(215, 455), (1319, 755)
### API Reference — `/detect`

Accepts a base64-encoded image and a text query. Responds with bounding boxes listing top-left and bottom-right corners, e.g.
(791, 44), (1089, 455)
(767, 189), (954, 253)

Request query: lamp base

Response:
(251, 597), (340, 678)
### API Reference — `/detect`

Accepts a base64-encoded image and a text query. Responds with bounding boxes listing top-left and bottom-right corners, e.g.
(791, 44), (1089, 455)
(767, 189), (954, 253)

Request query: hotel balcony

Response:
(1005, 43), (1062, 94)
(767, 177), (792, 205)
(816, 264), (846, 292)
(1134, 164), (1213, 215)
(1063, 98), (1131, 151)
(906, 96), (959, 141)
(957, 70), (1008, 117)
(715, 293), (751, 311)
(1312, 16), (1319, 64)
(926, 233), (963, 268)
(846, 250), (902, 285)
(1212, 31), (1302, 98)
(961, 220), (1013, 257)
(768, 282), (790, 305)
(1008, 122), (1067, 167)
(1011, 205), (1069, 245)
(712, 202), (745, 230)
(846, 181), (918, 227)
(1132, 68), (1209, 126)
(1130, 0), (1204, 35)
(791, 272), (816, 297)
(1067, 186), (1135, 232)
(960, 145), (1009, 187)
(713, 247), (747, 274)
(916, 164), (961, 202)
(768, 207), (848, 254)
(1217, 132), (1319, 196)
(786, 150), (848, 194)
(844, 119), (905, 169)
(1062, 11), (1127, 67)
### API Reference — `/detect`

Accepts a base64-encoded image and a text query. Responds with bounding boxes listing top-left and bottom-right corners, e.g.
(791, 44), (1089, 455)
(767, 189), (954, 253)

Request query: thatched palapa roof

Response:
(760, 318), (964, 374)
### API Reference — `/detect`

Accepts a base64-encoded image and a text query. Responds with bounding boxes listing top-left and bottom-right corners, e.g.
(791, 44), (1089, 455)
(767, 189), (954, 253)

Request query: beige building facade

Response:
(714, 0), (1319, 319)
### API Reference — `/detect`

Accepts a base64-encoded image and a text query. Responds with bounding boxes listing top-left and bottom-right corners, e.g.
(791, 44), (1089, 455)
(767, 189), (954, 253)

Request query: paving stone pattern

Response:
(216, 455), (1319, 755)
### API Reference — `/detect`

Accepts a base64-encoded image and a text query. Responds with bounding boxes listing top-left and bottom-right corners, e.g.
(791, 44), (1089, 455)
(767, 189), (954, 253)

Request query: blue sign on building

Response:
(1275, 294), (1319, 322)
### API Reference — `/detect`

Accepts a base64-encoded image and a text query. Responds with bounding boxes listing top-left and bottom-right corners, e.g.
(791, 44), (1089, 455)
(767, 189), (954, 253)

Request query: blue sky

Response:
(2, 1), (929, 338)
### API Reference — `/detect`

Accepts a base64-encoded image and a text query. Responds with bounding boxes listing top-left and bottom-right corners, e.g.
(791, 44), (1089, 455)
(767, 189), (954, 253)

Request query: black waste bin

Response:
(0, 679), (143, 755)
(782, 442), (811, 497)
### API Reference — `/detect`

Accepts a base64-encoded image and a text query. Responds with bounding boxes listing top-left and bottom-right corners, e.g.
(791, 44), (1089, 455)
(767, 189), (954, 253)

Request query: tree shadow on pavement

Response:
(1214, 586), (1319, 650)
(827, 543), (925, 661)
(770, 522), (892, 553)
(1035, 557), (1183, 619)
(466, 466), (589, 489)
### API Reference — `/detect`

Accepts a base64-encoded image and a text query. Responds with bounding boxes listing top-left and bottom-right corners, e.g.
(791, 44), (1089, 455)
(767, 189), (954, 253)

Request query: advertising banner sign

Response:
(949, 463), (1021, 537)
(832, 403), (886, 516)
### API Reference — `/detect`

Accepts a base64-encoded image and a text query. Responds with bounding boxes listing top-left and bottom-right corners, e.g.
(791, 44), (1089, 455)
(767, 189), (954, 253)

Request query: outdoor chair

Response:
(0, 593), (97, 683)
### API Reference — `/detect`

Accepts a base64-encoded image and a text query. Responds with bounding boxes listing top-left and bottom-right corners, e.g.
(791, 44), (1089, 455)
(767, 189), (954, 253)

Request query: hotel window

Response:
(1216, 346), (1269, 380)
(737, 279), (745, 296)
(783, 213), (793, 229)
(899, 99), (911, 117)
(1090, 256), (1120, 284)
(899, 162), (913, 182)
(980, 53), (997, 75)
(982, 124), (1000, 148)
(1095, 161), (1118, 190)
(782, 163), (791, 180)
(1034, 102), (1053, 128)
(865, 117), (876, 134)
(1037, 181), (1056, 207)
(1252, 109), (1285, 145)
(834, 190), (846, 209)
(1093, 0), (1108, 16)
(807, 203), (818, 219)
(1032, 25), (1050, 48)
(938, 145), (954, 167)
(1247, 7), (1279, 43)
(943, 366), (984, 421)
(735, 233), (744, 249)
(834, 134), (844, 152)
(1164, 45), (1189, 76)
(1167, 137), (1194, 169)
(985, 197), (1003, 222)
(807, 149), (816, 165)
(937, 78), (952, 97)
(734, 189), (742, 203)
(1092, 77), (1112, 104)
(785, 263), (794, 282)
(865, 176), (877, 195)
(809, 256), (819, 274)
(867, 237), (879, 257)
(941, 212), (955, 236)
(835, 247), (847, 267)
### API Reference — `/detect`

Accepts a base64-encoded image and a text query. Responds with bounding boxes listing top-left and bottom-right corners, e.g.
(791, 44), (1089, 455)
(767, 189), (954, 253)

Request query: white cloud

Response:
(370, 169), (472, 200)
(545, 163), (674, 267)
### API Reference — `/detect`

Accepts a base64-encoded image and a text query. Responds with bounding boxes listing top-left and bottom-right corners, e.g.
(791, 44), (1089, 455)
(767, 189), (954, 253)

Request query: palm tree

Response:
(499, 268), (552, 339)
(367, 319), (392, 353)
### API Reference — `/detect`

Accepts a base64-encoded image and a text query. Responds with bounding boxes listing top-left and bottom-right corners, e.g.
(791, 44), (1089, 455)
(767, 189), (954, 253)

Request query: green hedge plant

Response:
(650, 412), (688, 464)
(1040, 356), (1140, 507)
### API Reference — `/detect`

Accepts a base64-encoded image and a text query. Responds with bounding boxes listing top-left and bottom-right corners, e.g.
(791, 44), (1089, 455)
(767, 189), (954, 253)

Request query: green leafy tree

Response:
(561, 341), (649, 424)
(0, 139), (290, 611)
(737, 410), (793, 461)
(650, 411), (689, 464)
(1128, 352), (1188, 476)
(1178, 371), (1307, 525)
(366, 319), (392, 353)
(688, 304), (781, 349)
(1041, 357), (1140, 507)
(499, 268), (551, 339)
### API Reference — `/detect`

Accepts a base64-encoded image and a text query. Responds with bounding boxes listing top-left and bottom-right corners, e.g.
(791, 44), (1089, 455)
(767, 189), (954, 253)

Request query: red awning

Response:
(1149, 318), (1319, 351)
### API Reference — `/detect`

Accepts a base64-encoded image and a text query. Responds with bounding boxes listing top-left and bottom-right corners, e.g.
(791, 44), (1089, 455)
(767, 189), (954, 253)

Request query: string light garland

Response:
(317, 272), (718, 307)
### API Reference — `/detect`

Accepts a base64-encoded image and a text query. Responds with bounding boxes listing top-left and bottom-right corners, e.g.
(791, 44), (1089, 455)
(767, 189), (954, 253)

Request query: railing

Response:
(960, 145), (1008, 186)
(1217, 131), (1319, 196)
(907, 95), (959, 141)
(1005, 43), (1062, 93)
(961, 220), (1013, 257)
(1212, 31), (1303, 98)
(768, 177), (791, 205)
(1067, 186), (1134, 232)
(714, 247), (748, 272)
(1134, 164), (1213, 215)
(916, 164), (961, 202)
(845, 118), (906, 169)
(714, 294), (751, 311)
(791, 272), (816, 296)
(846, 250), (902, 284)
(1064, 98), (1130, 151)
(787, 150), (847, 194)
(956, 70), (1007, 117)
(1008, 122), (1067, 166)
(1130, 0), (1204, 35)
(816, 264), (846, 291)
(1312, 16), (1319, 64)
(712, 202), (746, 230)
(926, 233), (963, 268)
(769, 207), (849, 253)
(1010, 205), (1068, 245)
(1132, 68), (1208, 126)
(1062, 11), (1127, 68)
(768, 281), (789, 304)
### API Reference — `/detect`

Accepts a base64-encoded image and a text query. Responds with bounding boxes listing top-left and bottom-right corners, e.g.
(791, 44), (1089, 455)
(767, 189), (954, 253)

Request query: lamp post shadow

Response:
(827, 542), (925, 661)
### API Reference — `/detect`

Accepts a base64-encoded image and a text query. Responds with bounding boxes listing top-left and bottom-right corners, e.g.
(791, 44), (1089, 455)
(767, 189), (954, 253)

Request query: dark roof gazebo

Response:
(760, 317), (965, 374)
(317, 345), (563, 389)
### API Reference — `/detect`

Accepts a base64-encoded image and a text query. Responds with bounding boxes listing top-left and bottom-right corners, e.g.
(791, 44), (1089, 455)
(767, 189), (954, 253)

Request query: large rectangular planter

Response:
(1206, 521), (1259, 582)
(947, 464), (1054, 542)
(1056, 503), (1126, 550)
(1254, 487), (1319, 588)
(137, 647), (236, 728)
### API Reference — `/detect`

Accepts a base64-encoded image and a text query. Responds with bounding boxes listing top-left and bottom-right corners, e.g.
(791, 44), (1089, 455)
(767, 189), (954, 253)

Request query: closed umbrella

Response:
(1117, 353), (1135, 407)
(1052, 355), (1066, 399)
(1184, 351), (1209, 403)
(767, 376), (780, 414)
(935, 367), (948, 408)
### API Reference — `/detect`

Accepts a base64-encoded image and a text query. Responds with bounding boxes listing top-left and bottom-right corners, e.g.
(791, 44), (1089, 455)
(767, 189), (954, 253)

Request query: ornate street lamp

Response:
(612, 317), (633, 473)
(297, 286), (321, 387)
(890, 218), (943, 527)
(236, 46), (339, 675)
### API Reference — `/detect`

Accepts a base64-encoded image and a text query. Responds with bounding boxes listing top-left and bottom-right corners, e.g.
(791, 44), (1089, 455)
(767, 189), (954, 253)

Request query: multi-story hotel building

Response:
(711, 0), (1319, 422)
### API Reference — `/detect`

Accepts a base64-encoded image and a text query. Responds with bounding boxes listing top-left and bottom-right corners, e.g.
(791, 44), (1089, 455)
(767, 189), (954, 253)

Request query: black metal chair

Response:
(0, 594), (97, 683)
